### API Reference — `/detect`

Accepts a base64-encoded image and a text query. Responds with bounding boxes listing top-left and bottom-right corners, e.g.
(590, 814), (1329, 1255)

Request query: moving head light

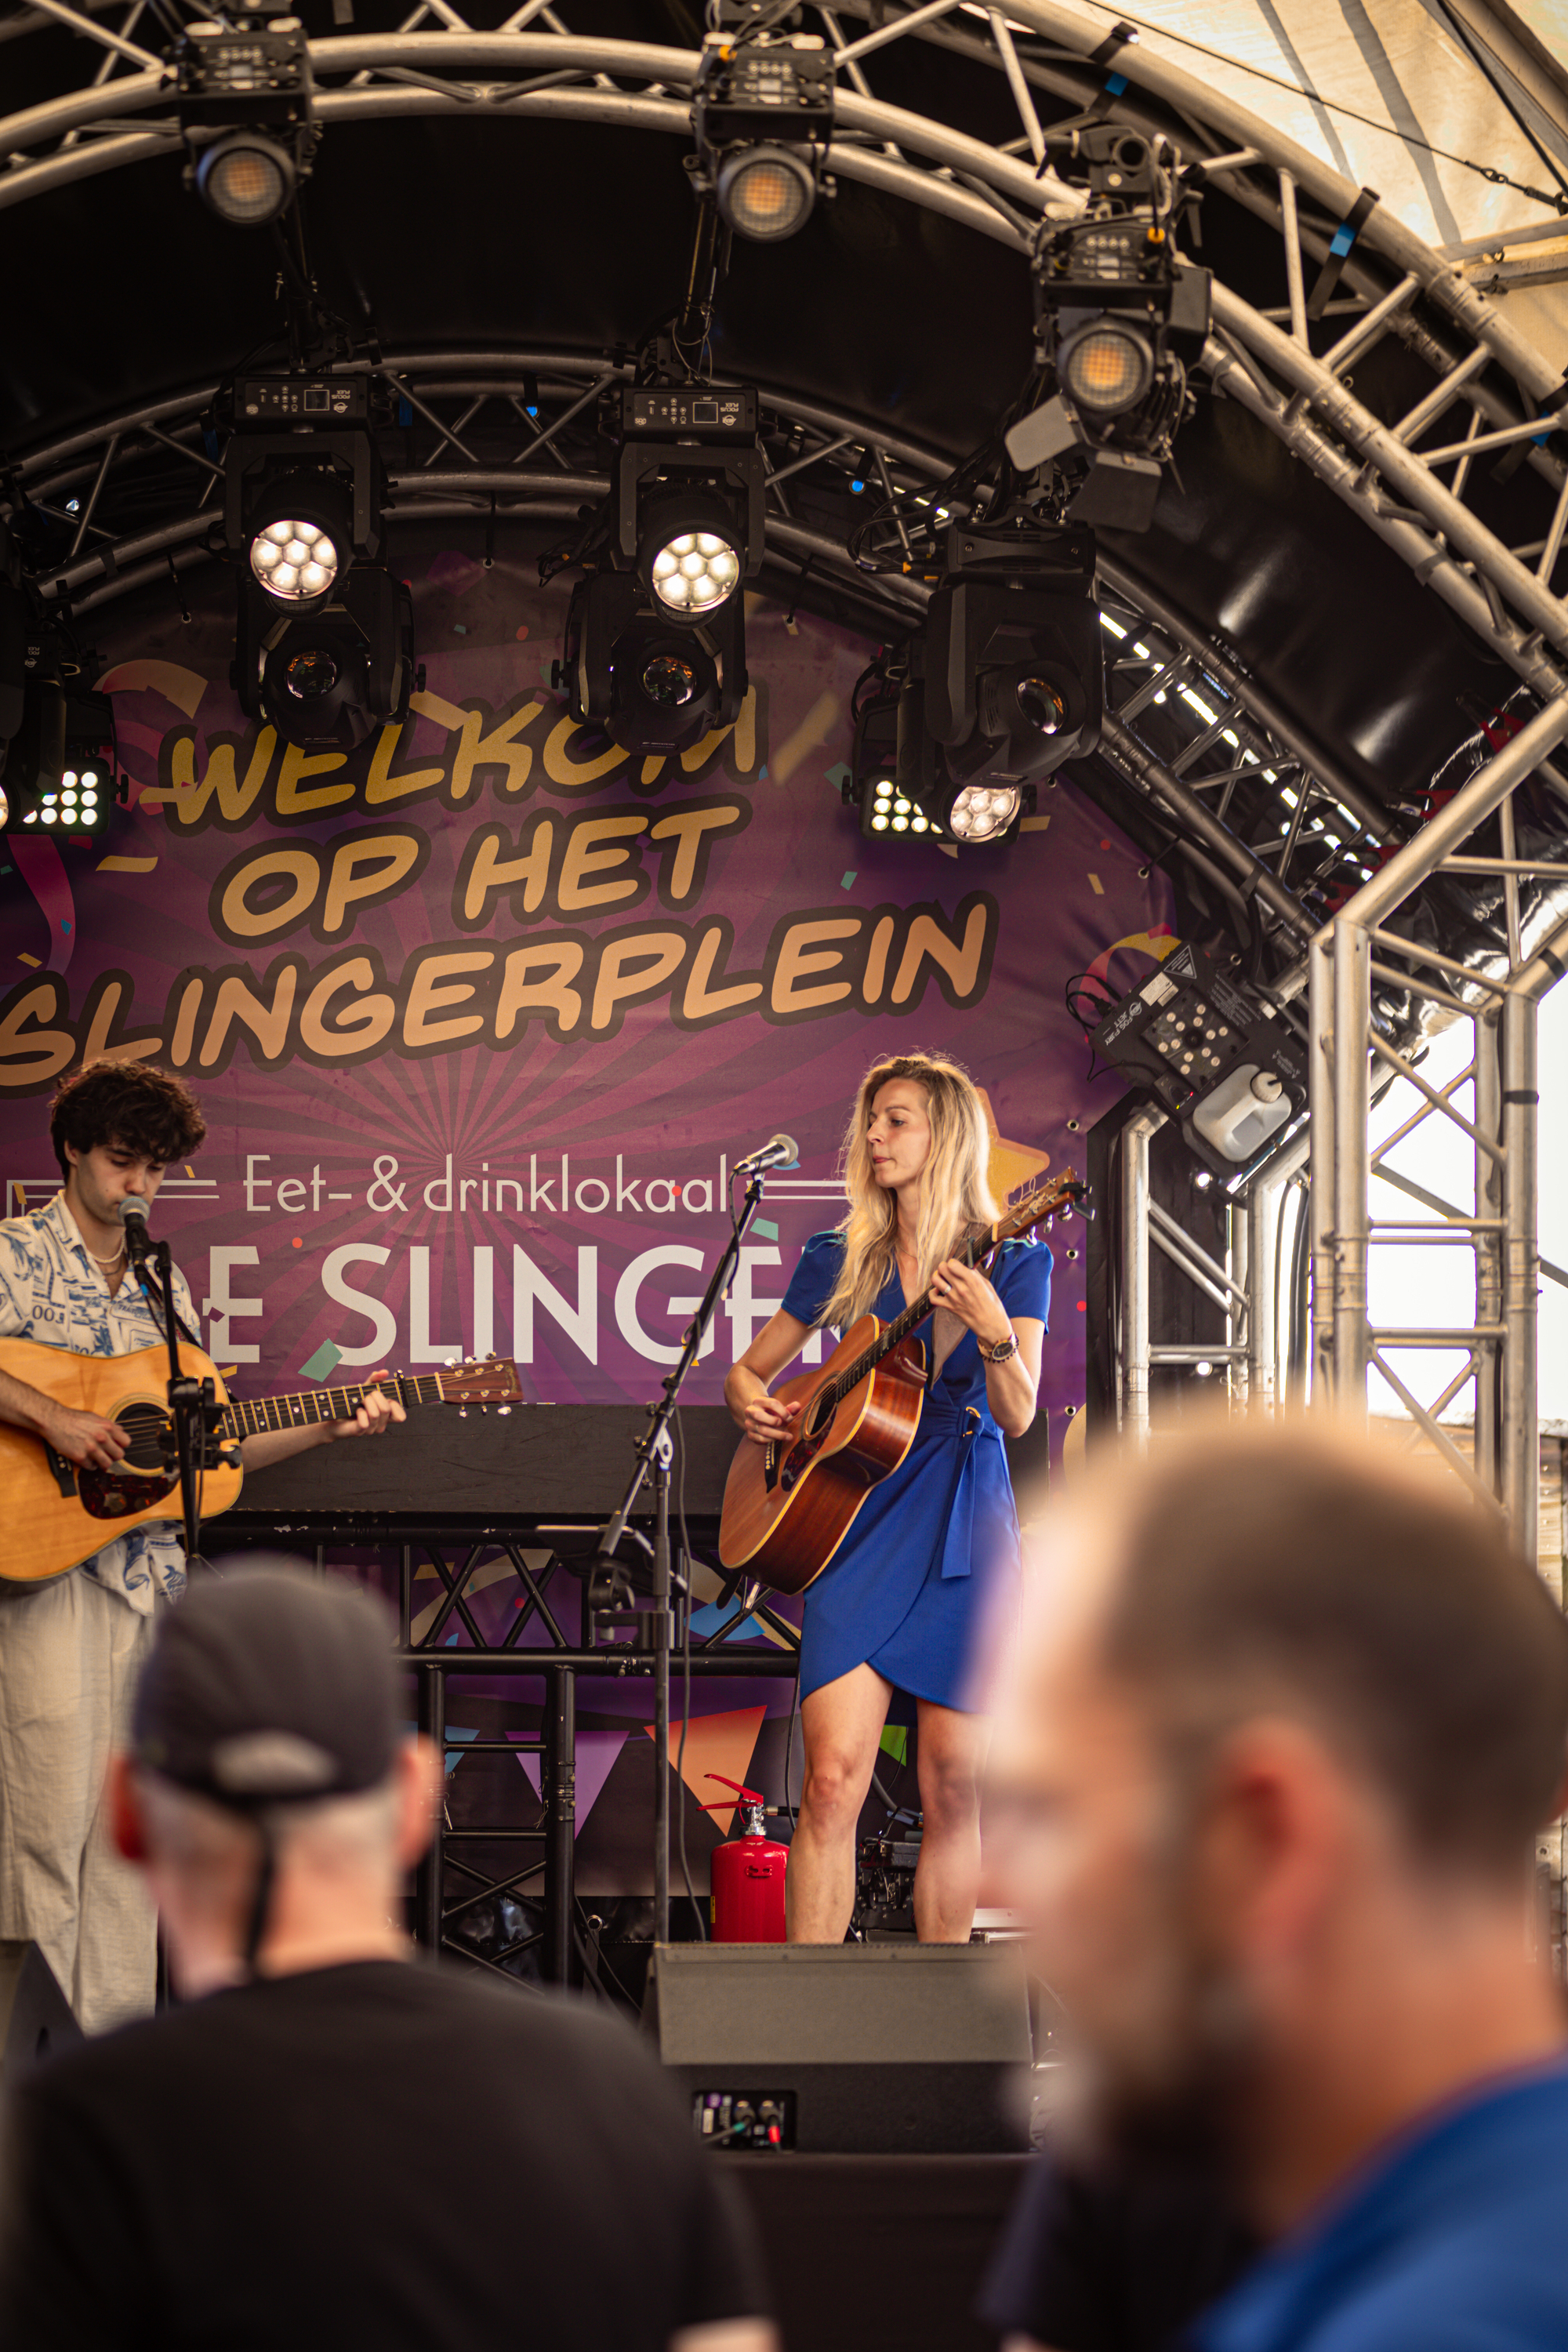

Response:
(236, 567), (415, 752)
(224, 374), (383, 615)
(895, 521), (1101, 843)
(1006, 127), (1210, 532)
(616, 383), (765, 617)
(561, 568), (742, 758)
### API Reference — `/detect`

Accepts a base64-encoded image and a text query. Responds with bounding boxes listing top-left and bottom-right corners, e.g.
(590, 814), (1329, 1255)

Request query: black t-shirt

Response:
(0, 1958), (768, 2351)
(978, 2153), (1256, 2352)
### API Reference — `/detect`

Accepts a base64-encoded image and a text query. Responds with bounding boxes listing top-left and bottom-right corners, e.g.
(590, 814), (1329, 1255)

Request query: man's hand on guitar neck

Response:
(239, 1380), (406, 1472)
(0, 1366), (130, 1472)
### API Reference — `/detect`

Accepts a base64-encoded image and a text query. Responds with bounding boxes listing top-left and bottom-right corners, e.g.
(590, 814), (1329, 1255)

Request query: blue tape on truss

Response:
(1330, 223), (1356, 256)
(1105, 70), (1128, 94)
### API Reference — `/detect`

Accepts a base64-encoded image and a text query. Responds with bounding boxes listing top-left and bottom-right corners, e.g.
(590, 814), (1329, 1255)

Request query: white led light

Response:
(911, 815), (929, 833)
(42, 808), (56, 825)
(891, 815), (909, 831)
(250, 517), (340, 604)
(62, 771), (77, 788)
(1100, 614), (1127, 639)
(871, 813), (890, 831)
(649, 526), (742, 615)
(948, 784), (1022, 841)
(893, 797), (909, 814)
(23, 811), (35, 824)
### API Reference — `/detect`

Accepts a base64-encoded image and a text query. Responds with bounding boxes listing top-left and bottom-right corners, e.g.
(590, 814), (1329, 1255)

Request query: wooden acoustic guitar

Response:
(0, 1338), (521, 1587)
(718, 1171), (1083, 1597)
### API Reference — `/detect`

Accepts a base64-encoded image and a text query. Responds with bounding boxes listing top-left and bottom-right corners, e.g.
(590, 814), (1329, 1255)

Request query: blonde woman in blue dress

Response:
(725, 1051), (1051, 1944)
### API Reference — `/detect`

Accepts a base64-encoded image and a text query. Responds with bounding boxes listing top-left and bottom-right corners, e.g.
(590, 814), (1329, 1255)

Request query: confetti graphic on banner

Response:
(645, 1705), (768, 1835)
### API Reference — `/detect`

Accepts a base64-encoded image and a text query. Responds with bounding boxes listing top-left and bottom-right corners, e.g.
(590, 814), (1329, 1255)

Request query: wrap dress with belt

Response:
(780, 1232), (1053, 1712)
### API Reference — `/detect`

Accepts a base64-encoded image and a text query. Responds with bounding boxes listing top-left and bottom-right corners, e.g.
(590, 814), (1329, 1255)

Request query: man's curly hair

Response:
(49, 1062), (207, 1178)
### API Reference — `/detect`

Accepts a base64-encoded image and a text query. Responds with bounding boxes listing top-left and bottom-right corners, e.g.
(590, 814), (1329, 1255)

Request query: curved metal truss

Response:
(6, 0), (1568, 1544)
(5, 0), (1568, 703)
(2, 345), (1389, 956)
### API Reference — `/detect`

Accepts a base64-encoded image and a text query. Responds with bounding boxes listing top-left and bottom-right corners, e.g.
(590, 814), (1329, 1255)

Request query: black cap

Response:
(132, 1562), (400, 1809)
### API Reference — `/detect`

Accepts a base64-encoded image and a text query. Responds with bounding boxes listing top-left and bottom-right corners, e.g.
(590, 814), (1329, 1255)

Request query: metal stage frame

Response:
(244, 1515), (798, 1988)
(9, 5), (1568, 1533)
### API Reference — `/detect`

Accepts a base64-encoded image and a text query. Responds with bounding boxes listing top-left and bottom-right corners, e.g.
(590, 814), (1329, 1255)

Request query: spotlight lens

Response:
(949, 785), (1022, 840)
(1060, 322), (1154, 416)
(1017, 674), (1066, 735)
(282, 648), (339, 701)
(651, 527), (742, 614)
(720, 148), (814, 243)
(200, 138), (291, 227)
(251, 523), (340, 604)
(641, 654), (699, 708)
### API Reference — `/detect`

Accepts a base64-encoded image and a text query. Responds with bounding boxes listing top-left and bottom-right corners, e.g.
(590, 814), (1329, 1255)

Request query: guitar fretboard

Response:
(220, 1373), (443, 1441)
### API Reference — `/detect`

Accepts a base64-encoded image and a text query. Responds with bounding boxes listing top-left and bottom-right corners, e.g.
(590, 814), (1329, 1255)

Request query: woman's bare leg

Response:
(913, 1699), (988, 1943)
(786, 1664), (892, 1943)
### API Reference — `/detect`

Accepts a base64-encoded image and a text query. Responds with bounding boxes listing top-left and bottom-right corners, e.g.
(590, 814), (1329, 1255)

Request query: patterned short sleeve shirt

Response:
(0, 1193), (200, 1613)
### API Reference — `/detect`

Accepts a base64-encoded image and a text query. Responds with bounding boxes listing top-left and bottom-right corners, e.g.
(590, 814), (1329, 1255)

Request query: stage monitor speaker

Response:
(644, 1943), (1030, 2154)
(0, 1941), (82, 2085)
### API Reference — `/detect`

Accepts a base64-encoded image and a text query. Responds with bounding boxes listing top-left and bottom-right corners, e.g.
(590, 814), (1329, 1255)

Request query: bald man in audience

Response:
(988, 1421), (1568, 2352)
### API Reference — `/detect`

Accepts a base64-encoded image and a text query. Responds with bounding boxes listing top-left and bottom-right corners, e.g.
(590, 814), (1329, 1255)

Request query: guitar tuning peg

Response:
(498, 1405), (513, 1417)
(458, 1406), (468, 1420)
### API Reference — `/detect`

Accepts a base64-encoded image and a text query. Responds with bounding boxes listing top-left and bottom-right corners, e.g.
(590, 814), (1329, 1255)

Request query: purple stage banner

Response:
(0, 546), (1169, 1446)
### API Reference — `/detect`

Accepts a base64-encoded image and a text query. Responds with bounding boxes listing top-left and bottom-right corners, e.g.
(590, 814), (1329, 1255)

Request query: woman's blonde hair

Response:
(819, 1051), (1000, 1329)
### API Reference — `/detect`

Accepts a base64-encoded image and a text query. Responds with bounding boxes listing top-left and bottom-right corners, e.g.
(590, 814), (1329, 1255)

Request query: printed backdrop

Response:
(0, 543), (1168, 1437)
(0, 537), (1171, 1901)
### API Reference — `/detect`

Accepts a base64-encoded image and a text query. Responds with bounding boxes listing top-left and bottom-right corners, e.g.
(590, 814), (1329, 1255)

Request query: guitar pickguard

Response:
(79, 1461), (180, 1521)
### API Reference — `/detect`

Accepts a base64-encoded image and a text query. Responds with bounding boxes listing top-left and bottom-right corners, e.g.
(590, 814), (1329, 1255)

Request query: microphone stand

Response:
(588, 1167), (771, 1947)
(129, 1227), (234, 1572)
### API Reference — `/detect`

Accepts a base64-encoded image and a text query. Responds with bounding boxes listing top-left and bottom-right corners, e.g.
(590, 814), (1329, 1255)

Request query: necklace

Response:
(85, 1240), (126, 1269)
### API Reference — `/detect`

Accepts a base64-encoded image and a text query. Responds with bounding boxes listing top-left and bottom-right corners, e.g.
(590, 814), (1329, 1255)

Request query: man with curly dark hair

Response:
(0, 1059), (403, 2033)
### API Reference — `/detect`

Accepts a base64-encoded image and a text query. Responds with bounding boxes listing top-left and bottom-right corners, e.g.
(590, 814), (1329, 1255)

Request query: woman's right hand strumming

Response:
(724, 1307), (815, 1444)
(741, 1391), (800, 1449)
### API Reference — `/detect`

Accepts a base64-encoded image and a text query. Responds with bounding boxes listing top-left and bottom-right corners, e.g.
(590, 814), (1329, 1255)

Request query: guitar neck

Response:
(220, 1371), (444, 1442)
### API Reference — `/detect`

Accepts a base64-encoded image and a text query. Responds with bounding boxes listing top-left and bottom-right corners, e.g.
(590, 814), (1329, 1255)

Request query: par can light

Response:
(195, 132), (296, 227)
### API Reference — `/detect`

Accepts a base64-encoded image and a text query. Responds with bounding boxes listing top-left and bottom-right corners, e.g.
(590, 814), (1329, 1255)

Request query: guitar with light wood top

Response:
(0, 1338), (521, 1586)
(718, 1171), (1083, 1597)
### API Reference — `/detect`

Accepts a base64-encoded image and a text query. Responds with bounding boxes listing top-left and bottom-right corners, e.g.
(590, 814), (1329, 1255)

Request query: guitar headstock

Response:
(437, 1353), (523, 1406)
(992, 1169), (1086, 1247)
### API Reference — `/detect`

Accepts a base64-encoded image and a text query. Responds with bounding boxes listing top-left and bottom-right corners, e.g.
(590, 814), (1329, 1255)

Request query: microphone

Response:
(733, 1134), (799, 1176)
(119, 1199), (153, 1268)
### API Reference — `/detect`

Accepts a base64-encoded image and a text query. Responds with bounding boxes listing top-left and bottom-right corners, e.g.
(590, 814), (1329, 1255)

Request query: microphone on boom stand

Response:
(732, 1133), (800, 1176)
(119, 1198), (154, 1273)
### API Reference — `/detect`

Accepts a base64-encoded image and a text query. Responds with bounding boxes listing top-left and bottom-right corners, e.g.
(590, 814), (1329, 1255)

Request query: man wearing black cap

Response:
(0, 1564), (778, 2352)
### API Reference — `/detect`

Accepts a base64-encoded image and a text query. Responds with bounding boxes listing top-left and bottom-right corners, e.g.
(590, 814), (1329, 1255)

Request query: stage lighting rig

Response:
(690, 6), (835, 243)
(891, 519), (1101, 843)
(224, 373), (383, 615)
(615, 382), (765, 617)
(559, 568), (743, 759)
(1004, 127), (1210, 532)
(173, 2), (316, 228)
(235, 567), (416, 753)
(845, 676), (942, 840)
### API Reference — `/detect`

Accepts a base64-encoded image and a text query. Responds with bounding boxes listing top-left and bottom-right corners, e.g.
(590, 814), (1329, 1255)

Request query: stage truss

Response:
(5, 0), (1568, 1542)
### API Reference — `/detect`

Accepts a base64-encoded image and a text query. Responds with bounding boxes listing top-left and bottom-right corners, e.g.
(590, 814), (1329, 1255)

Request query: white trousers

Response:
(0, 1573), (158, 2035)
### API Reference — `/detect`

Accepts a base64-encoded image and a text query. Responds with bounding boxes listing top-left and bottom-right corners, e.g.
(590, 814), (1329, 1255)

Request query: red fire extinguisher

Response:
(701, 1773), (789, 1944)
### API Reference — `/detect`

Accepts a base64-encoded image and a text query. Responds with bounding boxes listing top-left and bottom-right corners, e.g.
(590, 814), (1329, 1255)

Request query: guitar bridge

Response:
(764, 1439), (779, 1495)
(43, 1446), (76, 1500)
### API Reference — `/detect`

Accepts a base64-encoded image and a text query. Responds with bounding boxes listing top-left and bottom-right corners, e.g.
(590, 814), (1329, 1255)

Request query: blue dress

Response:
(780, 1232), (1052, 1712)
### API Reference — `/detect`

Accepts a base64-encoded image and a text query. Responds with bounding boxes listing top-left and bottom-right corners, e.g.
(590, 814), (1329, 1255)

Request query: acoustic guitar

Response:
(0, 1338), (521, 1586)
(718, 1171), (1083, 1596)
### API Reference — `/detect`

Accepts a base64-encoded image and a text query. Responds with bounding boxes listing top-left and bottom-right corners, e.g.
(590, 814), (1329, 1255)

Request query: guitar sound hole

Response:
(114, 1403), (172, 1472)
(803, 1393), (835, 1442)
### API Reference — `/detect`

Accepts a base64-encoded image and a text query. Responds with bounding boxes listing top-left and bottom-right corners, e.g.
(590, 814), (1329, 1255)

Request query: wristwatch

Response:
(981, 1330), (1019, 1366)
